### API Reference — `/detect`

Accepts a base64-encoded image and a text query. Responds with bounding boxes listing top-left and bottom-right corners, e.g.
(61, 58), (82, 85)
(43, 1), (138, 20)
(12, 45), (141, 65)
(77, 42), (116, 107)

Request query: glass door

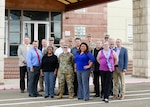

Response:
(23, 21), (49, 46)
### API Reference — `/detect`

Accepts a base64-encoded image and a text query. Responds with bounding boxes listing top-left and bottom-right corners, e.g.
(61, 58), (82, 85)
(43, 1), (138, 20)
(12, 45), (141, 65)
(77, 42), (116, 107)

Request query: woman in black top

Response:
(40, 46), (58, 98)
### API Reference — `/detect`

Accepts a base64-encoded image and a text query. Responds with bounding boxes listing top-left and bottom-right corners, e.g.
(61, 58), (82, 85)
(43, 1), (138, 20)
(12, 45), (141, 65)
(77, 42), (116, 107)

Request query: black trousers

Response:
(20, 66), (28, 91)
(101, 71), (113, 99)
(109, 76), (114, 96)
(93, 71), (100, 96)
(73, 72), (78, 96)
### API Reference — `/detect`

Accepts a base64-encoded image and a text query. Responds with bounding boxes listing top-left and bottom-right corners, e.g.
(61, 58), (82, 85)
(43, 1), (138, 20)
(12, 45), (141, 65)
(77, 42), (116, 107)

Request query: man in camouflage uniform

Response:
(57, 44), (74, 99)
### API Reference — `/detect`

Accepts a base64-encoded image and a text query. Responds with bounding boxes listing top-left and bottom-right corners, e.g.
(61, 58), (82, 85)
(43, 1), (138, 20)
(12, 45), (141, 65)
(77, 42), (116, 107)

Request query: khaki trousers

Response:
(39, 75), (44, 90)
(113, 67), (125, 96)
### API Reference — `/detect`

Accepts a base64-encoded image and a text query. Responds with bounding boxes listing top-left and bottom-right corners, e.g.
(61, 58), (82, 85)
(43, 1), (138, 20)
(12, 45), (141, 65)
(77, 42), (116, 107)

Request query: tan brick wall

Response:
(133, 0), (150, 78)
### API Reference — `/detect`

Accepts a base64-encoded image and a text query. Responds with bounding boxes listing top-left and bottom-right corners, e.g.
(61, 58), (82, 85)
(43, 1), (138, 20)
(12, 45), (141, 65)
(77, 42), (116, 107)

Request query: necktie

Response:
(34, 48), (40, 65)
(26, 45), (29, 51)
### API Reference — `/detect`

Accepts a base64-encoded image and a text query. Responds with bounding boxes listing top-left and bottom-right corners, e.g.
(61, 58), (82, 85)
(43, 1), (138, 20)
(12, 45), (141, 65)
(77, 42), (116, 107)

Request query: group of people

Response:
(17, 34), (128, 103)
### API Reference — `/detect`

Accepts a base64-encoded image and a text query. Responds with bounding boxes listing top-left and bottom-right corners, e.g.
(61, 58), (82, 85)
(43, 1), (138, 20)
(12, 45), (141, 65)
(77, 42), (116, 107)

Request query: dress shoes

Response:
(112, 95), (118, 100)
(100, 94), (104, 98)
(102, 99), (109, 103)
(44, 96), (49, 98)
(51, 96), (54, 98)
(21, 90), (24, 93)
(119, 95), (124, 100)
(39, 89), (44, 92)
(78, 98), (83, 100)
(35, 94), (42, 97)
(84, 99), (89, 101)
(29, 95), (37, 97)
(94, 95), (100, 97)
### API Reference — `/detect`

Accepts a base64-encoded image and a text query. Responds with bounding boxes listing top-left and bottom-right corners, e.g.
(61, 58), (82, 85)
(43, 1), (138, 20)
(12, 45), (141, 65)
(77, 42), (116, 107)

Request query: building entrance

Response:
(23, 21), (49, 46)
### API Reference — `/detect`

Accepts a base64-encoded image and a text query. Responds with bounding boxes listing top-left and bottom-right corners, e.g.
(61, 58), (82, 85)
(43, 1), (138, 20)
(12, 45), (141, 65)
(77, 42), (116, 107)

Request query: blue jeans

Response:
(28, 66), (40, 96)
(76, 70), (90, 100)
(44, 72), (55, 97)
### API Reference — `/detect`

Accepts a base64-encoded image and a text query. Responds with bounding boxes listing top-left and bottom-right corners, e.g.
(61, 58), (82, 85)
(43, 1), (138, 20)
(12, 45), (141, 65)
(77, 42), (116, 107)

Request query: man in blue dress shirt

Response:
(26, 40), (43, 97)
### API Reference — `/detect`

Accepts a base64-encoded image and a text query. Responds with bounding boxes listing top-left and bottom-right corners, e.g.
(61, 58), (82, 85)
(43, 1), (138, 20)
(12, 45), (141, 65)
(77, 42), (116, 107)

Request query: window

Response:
(128, 24), (133, 42)
(23, 11), (49, 21)
(51, 12), (62, 21)
(74, 26), (86, 38)
(51, 22), (61, 33)
(5, 9), (8, 20)
(4, 21), (8, 57)
(5, 10), (62, 56)
(9, 10), (21, 56)
(51, 12), (62, 44)
(10, 10), (21, 20)
(4, 10), (8, 56)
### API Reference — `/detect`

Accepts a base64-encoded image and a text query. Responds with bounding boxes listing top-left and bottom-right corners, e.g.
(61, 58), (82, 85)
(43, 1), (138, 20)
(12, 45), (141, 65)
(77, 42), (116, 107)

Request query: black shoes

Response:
(78, 98), (83, 100)
(94, 95), (100, 97)
(102, 98), (109, 103)
(29, 94), (42, 97)
(84, 99), (89, 101)
(44, 96), (49, 98)
(29, 95), (37, 97)
(21, 90), (24, 93)
(44, 96), (54, 98)
(36, 94), (42, 97)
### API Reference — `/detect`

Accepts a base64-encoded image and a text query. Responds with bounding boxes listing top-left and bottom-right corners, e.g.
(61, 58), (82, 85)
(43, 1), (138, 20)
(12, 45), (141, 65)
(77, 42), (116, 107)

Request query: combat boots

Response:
(69, 93), (74, 99)
(57, 93), (63, 99)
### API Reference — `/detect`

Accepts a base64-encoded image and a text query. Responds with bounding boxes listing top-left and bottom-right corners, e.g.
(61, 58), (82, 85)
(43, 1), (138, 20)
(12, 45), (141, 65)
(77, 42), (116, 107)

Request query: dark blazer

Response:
(114, 47), (128, 72)
(39, 46), (47, 55)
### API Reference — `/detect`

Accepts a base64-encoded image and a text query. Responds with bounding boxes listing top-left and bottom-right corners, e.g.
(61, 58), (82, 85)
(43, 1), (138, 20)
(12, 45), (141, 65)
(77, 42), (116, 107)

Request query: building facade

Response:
(3, 0), (107, 79)
(1, 0), (150, 82)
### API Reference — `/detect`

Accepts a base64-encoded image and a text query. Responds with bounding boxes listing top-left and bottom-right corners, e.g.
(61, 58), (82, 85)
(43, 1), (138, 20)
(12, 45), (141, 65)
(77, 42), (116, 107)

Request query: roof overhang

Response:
(57, 0), (119, 11)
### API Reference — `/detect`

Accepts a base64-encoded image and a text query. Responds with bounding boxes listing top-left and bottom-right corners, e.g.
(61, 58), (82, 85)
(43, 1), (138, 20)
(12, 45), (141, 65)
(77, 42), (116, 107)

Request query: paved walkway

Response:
(0, 75), (150, 90)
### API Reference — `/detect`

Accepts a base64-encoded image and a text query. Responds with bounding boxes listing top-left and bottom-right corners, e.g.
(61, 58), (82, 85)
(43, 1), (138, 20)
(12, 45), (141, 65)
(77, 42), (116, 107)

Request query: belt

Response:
(33, 66), (39, 68)
(115, 65), (118, 67)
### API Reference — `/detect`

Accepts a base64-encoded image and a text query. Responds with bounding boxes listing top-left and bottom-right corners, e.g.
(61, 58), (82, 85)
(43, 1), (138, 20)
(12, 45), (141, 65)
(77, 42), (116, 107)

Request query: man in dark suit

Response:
(71, 38), (81, 96)
(113, 39), (128, 100)
(38, 39), (48, 92)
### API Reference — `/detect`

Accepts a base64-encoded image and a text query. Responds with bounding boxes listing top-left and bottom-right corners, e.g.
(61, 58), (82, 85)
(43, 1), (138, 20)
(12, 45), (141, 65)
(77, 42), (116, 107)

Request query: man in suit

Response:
(71, 37), (81, 96)
(26, 40), (43, 97)
(113, 39), (128, 100)
(17, 36), (32, 93)
(38, 39), (48, 92)
(49, 37), (57, 52)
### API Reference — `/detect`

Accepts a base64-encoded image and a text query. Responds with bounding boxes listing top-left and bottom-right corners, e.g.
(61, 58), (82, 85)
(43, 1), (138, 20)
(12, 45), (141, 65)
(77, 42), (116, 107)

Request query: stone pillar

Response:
(133, 0), (150, 78)
(0, 0), (5, 83)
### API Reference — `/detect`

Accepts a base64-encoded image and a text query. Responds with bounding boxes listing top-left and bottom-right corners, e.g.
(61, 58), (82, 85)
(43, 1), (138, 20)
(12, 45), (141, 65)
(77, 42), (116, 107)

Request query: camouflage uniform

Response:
(58, 52), (74, 94)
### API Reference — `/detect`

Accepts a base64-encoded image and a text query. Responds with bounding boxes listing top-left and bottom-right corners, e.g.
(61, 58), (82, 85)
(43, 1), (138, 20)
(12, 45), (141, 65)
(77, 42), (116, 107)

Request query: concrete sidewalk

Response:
(0, 75), (150, 90)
